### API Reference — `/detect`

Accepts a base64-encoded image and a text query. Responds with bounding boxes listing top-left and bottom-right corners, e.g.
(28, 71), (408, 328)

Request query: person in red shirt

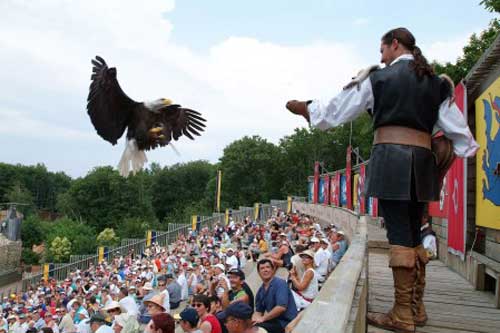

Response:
(192, 294), (222, 333)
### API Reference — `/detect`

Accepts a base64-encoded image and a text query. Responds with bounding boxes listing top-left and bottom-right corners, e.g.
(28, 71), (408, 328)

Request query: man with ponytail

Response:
(286, 27), (479, 332)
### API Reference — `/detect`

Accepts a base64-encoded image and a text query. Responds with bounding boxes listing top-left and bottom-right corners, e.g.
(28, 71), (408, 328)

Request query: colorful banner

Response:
(287, 196), (292, 213)
(353, 174), (359, 213)
(318, 177), (325, 204)
(43, 264), (49, 281)
(428, 173), (450, 217)
(346, 146), (352, 209)
(146, 230), (152, 247)
(323, 175), (330, 205)
(359, 164), (366, 214)
(369, 197), (378, 217)
(225, 209), (230, 225)
(476, 76), (500, 230)
(340, 175), (347, 206)
(313, 162), (320, 204)
(330, 172), (340, 206)
(308, 177), (314, 202)
(447, 82), (467, 257)
(254, 203), (260, 221)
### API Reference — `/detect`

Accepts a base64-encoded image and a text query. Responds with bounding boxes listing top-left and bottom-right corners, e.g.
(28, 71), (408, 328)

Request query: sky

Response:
(0, 0), (496, 177)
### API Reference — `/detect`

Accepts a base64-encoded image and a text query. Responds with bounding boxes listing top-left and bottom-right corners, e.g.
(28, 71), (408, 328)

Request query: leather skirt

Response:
(364, 143), (440, 201)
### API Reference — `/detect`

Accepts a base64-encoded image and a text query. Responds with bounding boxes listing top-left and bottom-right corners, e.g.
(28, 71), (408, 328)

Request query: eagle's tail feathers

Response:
(118, 139), (147, 177)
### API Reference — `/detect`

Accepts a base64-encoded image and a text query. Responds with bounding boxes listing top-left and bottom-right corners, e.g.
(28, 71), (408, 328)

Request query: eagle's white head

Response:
(144, 98), (173, 113)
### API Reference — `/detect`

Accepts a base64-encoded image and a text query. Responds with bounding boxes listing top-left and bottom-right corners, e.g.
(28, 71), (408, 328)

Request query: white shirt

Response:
(314, 248), (329, 278)
(308, 54), (479, 158)
(76, 319), (91, 333)
(119, 296), (139, 316)
(160, 289), (170, 313)
(95, 325), (113, 333)
(225, 255), (239, 270)
(176, 273), (189, 301)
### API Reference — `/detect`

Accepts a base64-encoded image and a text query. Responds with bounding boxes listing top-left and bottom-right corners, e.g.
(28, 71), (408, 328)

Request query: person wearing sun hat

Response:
(289, 250), (319, 311)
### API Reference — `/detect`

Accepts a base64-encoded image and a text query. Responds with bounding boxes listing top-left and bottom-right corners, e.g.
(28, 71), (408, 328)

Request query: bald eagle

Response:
(87, 56), (206, 177)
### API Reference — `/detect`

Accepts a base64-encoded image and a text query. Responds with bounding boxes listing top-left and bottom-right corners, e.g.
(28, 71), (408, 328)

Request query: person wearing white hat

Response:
(75, 309), (91, 333)
(212, 264), (230, 299)
(312, 237), (328, 283)
(330, 230), (348, 270)
(290, 250), (319, 311)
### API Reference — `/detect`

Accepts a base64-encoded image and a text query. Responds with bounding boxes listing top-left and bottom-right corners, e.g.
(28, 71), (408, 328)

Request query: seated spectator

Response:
(144, 295), (166, 316)
(177, 307), (201, 333)
(156, 278), (170, 314)
(112, 314), (140, 333)
(220, 269), (252, 309)
(289, 245), (307, 284)
(311, 237), (328, 283)
(289, 250), (319, 311)
(253, 259), (297, 333)
(89, 314), (112, 333)
(165, 274), (182, 310)
(330, 231), (348, 270)
(219, 302), (254, 333)
(148, 313), (175, 333)
(264, 241), (292, 269)
(191, 294), (222, 333)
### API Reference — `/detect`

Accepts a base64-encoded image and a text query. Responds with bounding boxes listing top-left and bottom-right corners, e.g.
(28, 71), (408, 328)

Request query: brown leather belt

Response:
(374, 126), (431, 150)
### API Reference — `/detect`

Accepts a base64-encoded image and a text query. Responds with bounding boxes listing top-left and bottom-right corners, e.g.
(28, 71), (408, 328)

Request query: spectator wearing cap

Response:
(165, 274), (181, 310)
(191, 294), (221, 333)
(330, 231), (348, 270)
(147, 313), (174, 333)
(220, 269), (252, 310)
(117, 288), (138, 317)
(219, 301), (254, 333)
(210, 265), (230, 299)
(289, 250), (319, 311)
(310, 237), (327, 283)
(253, 259), (297, 333)
(177, 307), (201, 333)
(89, 314), (111, 333)
(224, 249), (238, 271)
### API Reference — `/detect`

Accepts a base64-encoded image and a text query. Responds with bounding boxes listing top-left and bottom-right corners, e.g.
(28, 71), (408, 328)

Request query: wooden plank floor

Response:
(367, 225), (500, 333)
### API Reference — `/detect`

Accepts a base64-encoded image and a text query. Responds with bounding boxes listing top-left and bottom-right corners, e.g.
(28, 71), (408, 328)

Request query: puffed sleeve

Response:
(307, 78), (374, 130)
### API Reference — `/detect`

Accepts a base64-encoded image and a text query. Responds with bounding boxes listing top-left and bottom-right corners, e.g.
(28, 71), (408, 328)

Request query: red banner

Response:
(330, 172), (340, 206)
(346, 146), (352, 210)
(359, 164), (366, 214)
(323, 175), (330, 205)
(447, 82), (466, 258)
(313, 161), (320, 204)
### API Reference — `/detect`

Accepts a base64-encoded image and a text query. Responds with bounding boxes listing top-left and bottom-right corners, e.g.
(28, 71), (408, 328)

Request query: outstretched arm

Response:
(286, 78), (374, 130)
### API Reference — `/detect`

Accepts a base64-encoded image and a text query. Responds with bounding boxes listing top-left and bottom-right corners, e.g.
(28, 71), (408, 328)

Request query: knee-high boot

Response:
(413, 244), (429, 326)
(367, 245), (417, 333)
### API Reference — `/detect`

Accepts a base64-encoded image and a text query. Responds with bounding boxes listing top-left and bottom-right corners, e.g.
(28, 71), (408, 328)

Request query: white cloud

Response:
(424, 31), (479, 64)
(0, 0), (366, 176)
(353, 18), (369, 26)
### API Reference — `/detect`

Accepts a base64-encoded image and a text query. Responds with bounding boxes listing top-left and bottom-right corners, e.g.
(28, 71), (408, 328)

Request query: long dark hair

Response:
(382, 27), (434, 78)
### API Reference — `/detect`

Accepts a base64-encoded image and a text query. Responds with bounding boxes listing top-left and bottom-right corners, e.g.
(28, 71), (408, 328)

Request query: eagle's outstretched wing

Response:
(160, 104), (206, 142)
(87, 56), (139, 145)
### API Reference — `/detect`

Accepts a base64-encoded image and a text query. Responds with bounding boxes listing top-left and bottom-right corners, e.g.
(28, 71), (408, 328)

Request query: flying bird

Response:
(86, 56), (206, 177)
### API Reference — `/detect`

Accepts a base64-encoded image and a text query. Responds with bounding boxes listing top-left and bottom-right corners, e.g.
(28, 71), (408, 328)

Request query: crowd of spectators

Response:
(0, 209), (348, 333)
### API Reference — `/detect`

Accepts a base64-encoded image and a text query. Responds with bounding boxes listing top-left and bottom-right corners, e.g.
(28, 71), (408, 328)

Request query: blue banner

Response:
(340, 175), (347, 206)
(318, 178), (325, 203)
(308, 179), (314, 202)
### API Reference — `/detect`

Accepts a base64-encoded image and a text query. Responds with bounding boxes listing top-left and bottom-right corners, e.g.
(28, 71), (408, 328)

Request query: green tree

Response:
(50, 236), (71, 263)
(96, 228), (119, 247)
(481, 0), (500, 13)
(21, 248), (40, 265)
(434, 19), (500, 83)
(5, 182), (35, 216)
(20, 215), (44, 249)
(116, 217), (160, 239)
(42, 217), (96, 256)
(218, 136), (283, 208)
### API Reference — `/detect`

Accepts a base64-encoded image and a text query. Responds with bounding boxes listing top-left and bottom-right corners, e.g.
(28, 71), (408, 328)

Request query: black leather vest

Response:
(368, 60), (447, 133)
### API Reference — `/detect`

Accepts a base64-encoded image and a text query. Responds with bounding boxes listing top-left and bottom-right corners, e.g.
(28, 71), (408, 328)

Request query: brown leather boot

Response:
(413, 244), (430, 326)
(285, 100), (311, 122)
(367, 246), (417, 333)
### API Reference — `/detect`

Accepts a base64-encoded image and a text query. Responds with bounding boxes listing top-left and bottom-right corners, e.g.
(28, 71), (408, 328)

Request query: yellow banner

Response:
(43, 264), (49, 281)
(146, 230), (152, 247)
(254, 203), (259, 220)
(475, 76), (500, 229)
(225, 209), (229, 225)
(98, 247), (104, 263)
(216, 170), (222, 213)
(287, 196), (292, 214)
(353, 174), (359, 213)
(192, 215), (198, 231)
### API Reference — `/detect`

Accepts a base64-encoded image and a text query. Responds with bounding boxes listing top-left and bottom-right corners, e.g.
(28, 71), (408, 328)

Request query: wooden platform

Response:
(367, 226), (500, 333)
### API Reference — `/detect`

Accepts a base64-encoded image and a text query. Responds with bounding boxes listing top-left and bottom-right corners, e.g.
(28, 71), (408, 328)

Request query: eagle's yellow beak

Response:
(163, 98), (173, 106)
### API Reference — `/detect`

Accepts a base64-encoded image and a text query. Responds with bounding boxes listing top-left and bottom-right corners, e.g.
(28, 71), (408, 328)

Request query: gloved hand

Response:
(286, 100), (311, 122)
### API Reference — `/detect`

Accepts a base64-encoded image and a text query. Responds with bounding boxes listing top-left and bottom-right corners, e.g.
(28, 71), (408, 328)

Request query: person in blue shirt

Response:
(253, 259), (297, 333)
(330, 231), (348, 269)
